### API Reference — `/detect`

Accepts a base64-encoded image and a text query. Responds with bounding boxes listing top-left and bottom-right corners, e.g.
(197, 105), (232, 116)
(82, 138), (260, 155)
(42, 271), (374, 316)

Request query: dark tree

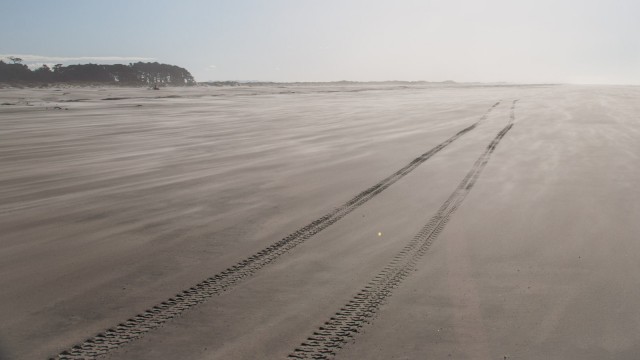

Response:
(130, 62), (196, 86)
(34, 64), (54, 82)
(0, 61), (195, 86)
(0, 60), (33, 82)
(108, 64), (138, 84)
(8, 56), (23, 64)
(60, 63), (113, 82)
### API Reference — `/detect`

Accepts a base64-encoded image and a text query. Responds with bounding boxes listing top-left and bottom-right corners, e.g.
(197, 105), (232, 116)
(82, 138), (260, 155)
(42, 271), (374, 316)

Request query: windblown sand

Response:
(1, 84), (640, 359)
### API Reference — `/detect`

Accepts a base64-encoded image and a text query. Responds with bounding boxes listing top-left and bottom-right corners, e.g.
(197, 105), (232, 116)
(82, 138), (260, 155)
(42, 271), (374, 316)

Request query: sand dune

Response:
(1, 84), (640, 359)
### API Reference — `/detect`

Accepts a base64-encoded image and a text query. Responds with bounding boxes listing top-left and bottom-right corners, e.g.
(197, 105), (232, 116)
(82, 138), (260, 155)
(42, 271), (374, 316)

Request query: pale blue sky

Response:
(1, 0), (639, 83)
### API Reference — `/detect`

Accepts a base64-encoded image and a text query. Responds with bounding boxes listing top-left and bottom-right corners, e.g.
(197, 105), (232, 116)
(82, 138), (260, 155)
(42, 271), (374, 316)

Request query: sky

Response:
(1, 0), (639, 84)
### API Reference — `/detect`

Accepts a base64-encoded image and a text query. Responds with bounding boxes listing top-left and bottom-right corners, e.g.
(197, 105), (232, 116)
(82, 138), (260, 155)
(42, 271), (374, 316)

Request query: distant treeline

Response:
(0, 58), (195, 86)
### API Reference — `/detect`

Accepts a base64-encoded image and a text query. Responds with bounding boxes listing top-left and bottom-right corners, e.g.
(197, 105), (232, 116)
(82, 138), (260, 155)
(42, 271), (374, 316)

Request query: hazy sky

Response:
(1, 0), (639, 84)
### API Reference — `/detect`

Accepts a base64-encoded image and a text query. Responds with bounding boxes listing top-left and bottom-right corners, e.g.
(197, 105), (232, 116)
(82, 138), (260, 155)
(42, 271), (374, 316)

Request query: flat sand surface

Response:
(1, 84), (640, 359)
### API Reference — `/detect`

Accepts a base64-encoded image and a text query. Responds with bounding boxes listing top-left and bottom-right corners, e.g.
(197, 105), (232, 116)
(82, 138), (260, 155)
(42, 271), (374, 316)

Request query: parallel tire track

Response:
(52, 101), (501, 360)
(288, 106), (517, 359)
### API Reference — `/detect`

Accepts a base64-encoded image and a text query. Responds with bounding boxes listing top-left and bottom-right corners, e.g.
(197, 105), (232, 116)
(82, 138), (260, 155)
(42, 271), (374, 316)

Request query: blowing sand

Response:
(1, 84), (640, 359)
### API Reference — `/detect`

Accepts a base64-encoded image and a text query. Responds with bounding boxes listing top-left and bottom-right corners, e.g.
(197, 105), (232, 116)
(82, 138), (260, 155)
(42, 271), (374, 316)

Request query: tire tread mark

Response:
(509, 99), (518, 125)
(52, 101), (502, 360)
(287, 103), (517, 359)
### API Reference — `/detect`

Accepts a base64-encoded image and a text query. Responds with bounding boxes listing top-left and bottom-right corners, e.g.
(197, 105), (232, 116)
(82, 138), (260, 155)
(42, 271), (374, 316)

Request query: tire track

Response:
(288, 103), (517, 359)
(51, 101), (501, 360)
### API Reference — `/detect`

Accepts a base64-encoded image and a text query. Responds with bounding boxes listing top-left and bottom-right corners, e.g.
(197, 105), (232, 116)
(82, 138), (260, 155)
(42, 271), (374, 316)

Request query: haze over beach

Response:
(2, 0), (640, 84)
(2, 1), (640, 360)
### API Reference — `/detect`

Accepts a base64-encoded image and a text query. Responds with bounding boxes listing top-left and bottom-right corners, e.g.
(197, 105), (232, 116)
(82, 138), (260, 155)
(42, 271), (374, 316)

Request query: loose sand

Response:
(1, 84), (640, 359)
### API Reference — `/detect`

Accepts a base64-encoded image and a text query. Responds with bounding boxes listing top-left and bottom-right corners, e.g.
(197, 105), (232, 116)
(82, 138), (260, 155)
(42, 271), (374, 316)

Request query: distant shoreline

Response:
(0, 81), (569, 89)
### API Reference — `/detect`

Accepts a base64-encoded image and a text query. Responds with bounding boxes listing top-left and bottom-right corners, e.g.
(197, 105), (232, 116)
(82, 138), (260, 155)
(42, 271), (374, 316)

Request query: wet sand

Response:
(1, 84), (640, 359)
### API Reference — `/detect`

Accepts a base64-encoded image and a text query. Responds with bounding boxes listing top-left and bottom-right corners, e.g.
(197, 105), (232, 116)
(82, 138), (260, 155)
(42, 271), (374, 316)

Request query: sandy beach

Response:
(2, 84), (640, 359)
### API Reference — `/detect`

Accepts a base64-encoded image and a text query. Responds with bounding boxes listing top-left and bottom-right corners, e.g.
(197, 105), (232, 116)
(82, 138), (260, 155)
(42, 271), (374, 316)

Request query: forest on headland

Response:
(0, 57), (195, 86)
